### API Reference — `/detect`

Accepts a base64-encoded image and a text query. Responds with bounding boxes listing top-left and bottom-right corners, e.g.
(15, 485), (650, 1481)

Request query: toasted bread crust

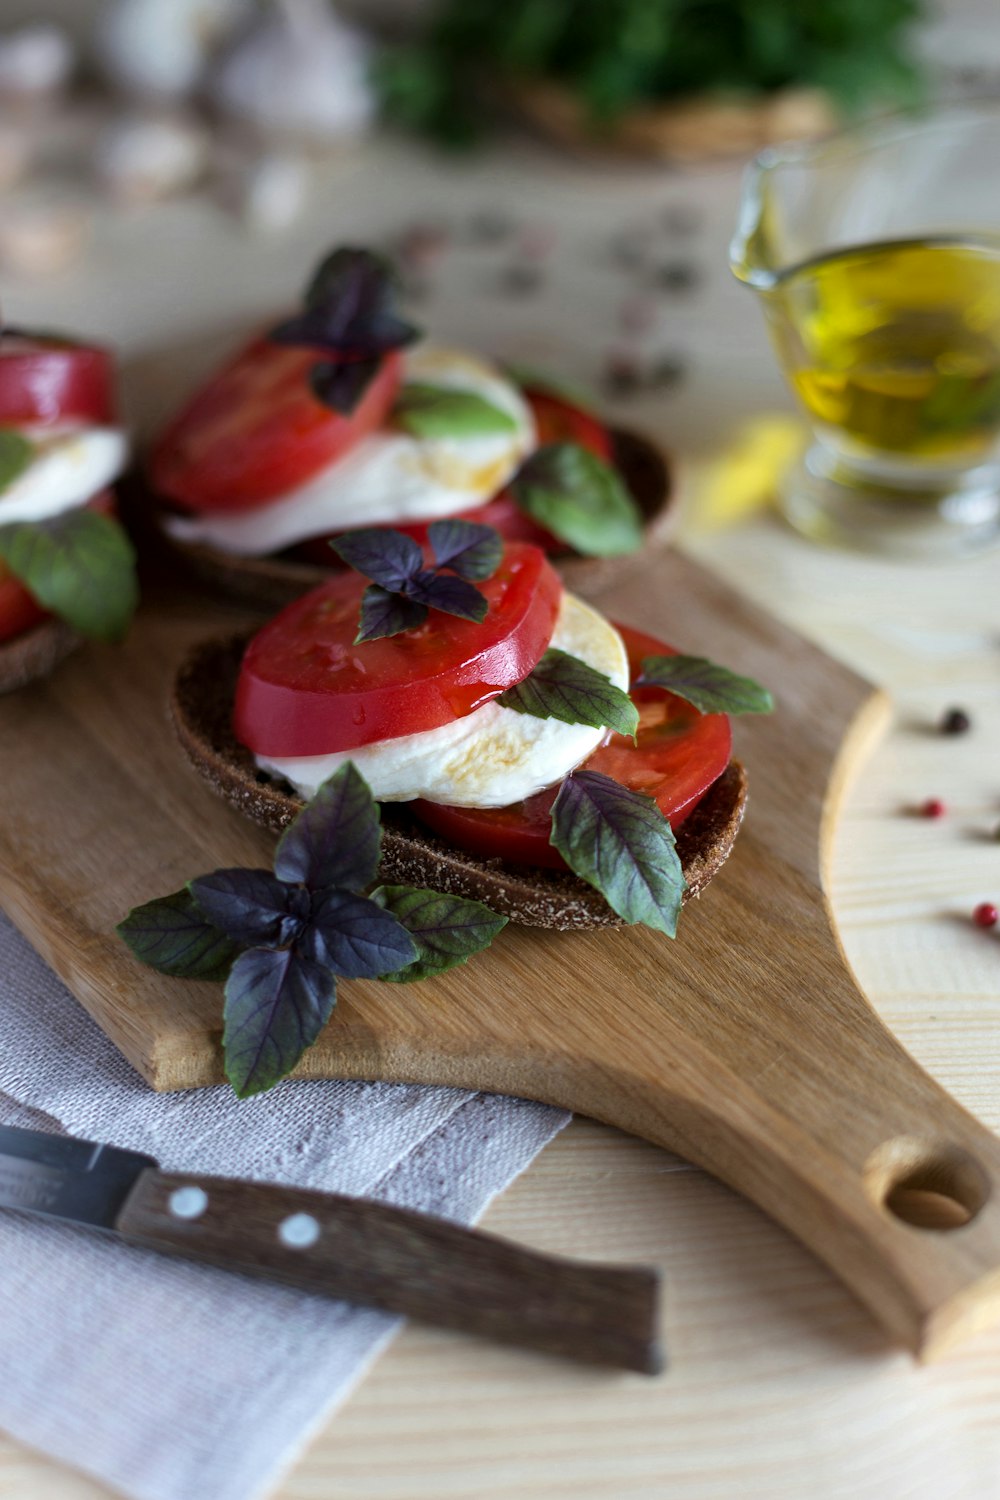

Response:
(0, 618), (80, 695)
(170, 632), (747, 931)
(150, 427), (674, 612)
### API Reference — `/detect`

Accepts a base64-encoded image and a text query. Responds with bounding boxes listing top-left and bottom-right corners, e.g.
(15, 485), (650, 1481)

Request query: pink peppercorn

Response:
(974, 902), (998, 929)
(921, 798), (946, 818)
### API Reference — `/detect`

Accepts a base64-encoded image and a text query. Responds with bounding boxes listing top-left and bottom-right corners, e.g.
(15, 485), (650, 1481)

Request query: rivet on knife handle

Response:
(115, 1169), (663, 1375)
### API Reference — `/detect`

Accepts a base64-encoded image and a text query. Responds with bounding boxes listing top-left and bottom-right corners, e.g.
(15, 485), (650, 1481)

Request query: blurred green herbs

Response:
(374, 0), (926, 146)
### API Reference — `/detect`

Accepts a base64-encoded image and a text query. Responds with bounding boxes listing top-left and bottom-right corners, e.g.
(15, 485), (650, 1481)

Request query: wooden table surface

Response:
(4, 126), (1000, 1499)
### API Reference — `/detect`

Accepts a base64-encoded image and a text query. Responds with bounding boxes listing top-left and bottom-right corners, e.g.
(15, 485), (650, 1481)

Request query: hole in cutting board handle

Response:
(864, 1139), (990, 1232)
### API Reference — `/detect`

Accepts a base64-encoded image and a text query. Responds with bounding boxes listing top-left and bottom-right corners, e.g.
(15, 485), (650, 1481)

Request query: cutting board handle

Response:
(549, 935), (1000, 1361)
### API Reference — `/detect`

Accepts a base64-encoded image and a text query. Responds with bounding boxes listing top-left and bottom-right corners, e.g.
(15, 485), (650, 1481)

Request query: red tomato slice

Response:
(0, 332), (116, 426)
(0, 569), (47, 644)
(412, 624), (732, 870)
(0, 491), (117, 645)
(522, 386), (613, 461)
(234, 541), (562, 757)
(150, 340), (403, 515)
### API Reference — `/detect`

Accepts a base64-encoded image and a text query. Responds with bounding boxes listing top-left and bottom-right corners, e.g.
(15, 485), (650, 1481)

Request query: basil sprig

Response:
(498, 648), (638, 739)
(638, 655), (774, 716)
(550, 770), (686, 936)
(270, 246), (421, 415)
(0, 429), (34, 492)
(511, 442), (643, 558)
(118, 763), (507, 1098)
(330, 519), (503, 642)
(0, 508), (138, 641)
(393, 383), (518, 439)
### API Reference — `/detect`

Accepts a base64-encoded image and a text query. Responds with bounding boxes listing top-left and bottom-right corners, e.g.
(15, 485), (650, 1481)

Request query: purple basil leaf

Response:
(117, 888), (242, 982)
(189, 869), (309, 948)
(370, 885), (507, 982)
(310, 357), (380, 415)
(406, 569), (488, 623)
(329, 527), (423, 591)
(428, 519), (503, 581)
(274, 762), (382, 892)
(300, 888), (417, 979)
(497, 648), (638, 738)
(637, 655), (775, 716)
(550, 769), (686, 936)
(271, 247), (420, 358)
(223, 947), (336, 1098)
(356, 584), (428, 642)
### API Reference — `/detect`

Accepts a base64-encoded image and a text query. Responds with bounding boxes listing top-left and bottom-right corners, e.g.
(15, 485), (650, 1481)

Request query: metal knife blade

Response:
(0, 1125), (157, 1228)
(0, 1122), (662, 1373)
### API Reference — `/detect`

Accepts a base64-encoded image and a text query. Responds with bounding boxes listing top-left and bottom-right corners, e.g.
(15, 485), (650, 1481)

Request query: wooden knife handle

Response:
(115, 1169), (662, 1374)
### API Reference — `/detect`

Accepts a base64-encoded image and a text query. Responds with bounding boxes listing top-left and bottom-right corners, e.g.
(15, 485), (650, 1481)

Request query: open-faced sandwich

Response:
(120, 520), (769, 1096)
(146, 247), (672, 613)
(169, 522), (769, 932)
(0, 327), (138, 693)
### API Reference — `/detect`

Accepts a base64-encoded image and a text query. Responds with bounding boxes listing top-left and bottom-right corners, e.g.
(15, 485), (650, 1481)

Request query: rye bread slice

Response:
(0, 617), (80, 695)
(150, 427), (674, 614)
(169, 633), (748, 931)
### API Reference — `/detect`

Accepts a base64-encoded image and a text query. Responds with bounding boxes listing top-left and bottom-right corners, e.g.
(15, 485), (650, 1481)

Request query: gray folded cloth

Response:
(0, 912), (568, 1500)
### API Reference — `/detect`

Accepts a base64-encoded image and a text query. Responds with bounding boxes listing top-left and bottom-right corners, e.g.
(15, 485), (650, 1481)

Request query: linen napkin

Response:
(0, 911), (569, 1500)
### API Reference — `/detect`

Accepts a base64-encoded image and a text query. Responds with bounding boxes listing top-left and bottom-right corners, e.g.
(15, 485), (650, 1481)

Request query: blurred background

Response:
(0, 0), (994, 527)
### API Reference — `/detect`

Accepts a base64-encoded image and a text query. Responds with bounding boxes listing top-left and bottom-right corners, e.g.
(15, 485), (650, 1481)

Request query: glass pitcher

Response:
(731, 103), (1000, 558)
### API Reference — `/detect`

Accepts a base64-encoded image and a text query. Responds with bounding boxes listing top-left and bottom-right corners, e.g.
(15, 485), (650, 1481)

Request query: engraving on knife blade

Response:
(0, 1158), (66, 1212)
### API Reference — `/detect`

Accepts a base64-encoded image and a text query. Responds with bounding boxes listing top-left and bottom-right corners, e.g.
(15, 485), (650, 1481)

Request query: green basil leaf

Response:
(224, 946), (336, 1099)
(116, 890), (242, 982)
(511, 442), (642, 557)
(393, 383), (518, 439)
(550, 769), (686, 936)
(638, 655), (775, 715)
(497, 648), (638, 738)
(0, 430), (34, 492)
(0, 508), (137, 641)
(370, 884), (507, 982)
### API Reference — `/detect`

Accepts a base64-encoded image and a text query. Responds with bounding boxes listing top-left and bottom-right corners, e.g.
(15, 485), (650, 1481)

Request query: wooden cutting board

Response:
(4, 549), (1000, 1363)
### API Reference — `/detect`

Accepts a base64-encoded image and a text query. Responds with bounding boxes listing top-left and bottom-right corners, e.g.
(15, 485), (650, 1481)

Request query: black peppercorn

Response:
(941, 707), (972, 735)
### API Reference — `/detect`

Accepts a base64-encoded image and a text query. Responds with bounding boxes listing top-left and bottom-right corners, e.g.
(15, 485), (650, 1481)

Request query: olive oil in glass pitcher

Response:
(732, 106), (1000, 557)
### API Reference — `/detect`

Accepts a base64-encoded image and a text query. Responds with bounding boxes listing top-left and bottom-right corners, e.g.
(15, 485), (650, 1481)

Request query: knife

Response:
(0, 1124), (662, 1374)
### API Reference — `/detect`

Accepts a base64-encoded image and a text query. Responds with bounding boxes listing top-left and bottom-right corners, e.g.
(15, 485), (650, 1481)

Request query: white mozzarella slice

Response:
(165, 346), (535, 557)
(0, 426), (129, 524)
(255, 592), (628, 807)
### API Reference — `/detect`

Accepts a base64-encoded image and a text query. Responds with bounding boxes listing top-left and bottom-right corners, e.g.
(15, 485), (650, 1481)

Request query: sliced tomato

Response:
(0, 331), (116, 426)
(0, 490), (116, 646)
(412, 624), (732, 869)
(0, 569), (47, 644)
(234, 541), (562, 757)
(522, 387), (613, 462)
(150, 341), (403, 514)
